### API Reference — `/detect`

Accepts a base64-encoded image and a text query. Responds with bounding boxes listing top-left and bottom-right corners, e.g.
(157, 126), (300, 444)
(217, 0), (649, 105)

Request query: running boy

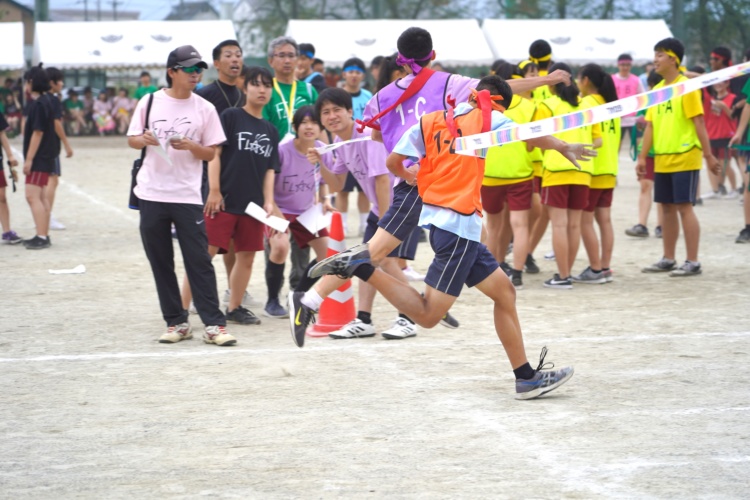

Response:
(307, 76), (591, 400)
(638, 38), (720, 276)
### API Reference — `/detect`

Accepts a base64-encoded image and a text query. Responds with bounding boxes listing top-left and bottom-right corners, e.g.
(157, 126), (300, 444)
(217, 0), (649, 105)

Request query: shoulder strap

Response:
(356, 68), (436, 132)
(139, 92), (155, 162)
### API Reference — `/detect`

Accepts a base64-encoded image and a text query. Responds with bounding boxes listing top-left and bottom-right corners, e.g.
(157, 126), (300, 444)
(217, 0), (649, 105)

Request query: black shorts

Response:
(342, 172), (362, 192)
(654, 170), (699, 205)
(363, 210), (406, 259)
(377, 181), (422, 242)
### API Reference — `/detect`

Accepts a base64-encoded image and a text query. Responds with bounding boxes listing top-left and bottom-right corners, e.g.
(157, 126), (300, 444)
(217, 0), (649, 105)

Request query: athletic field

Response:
(1, 136), (748, 498)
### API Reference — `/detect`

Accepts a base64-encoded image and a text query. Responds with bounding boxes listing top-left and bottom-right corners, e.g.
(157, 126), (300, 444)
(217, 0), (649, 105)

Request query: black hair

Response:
(68, 89), (78, 97)
(548, 62), (579, 107)
(490, 60), (514, 80)
(518, 60), (538, 77)
(140, 71), (151, 78)
(299, 43), (315, 58)
(397, 27), (433, 67)
(654, 38), (685, 67)
(343, 57), (366, 73)
(118, 87), (129, 96)
(617, 53), (633, 62)
(579, 63), (618, 103)
(646, 69), (663, 89)
(24, 64), (50, 93)
(292, 105), (321, 132)
(370, 55), (384, 69)
(475, 75), (513, 104)
(711, 46), (732, 66)
(744, 48), (750, 62)
(315, 87), (353, 118)
(245, 66), (273, 87)
(376, 53), (401, 92)
(529, 39), (552, 68)
(46, 66), (63, 83)
(688, 65), (706, 74)
(313, 58), (324, 67)
(212, 40), (242, 61)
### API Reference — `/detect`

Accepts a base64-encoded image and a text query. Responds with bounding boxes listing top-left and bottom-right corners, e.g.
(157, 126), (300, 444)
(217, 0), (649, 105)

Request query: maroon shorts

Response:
(481, 180), (534, 213)
(206, 211), (264, 253)
(541, 184), (590, 210)
(584, 188), (614, 212)
(26, 171), (50, 187)
(644, 157), (655, 181)
(533, 176), (542, 194)
(283, 213), (329, 249)
(0, 171), (6, 189)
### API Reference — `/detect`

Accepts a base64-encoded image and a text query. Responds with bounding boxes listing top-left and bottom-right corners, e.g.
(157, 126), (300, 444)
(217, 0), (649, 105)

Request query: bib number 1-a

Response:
(395, 97), (427, 126)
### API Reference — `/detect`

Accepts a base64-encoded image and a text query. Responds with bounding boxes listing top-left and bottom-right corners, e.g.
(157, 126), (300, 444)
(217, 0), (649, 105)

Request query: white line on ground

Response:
(0, 330), (748, 364)
(60, 178), (137, 223)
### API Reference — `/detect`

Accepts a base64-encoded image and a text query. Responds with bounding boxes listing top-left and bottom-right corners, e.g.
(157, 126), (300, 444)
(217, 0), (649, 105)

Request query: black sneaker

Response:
(736, 228), (750, 244)
(499, 261), (512, 276)
(625, 223), (649, 238)
(226, 306), (261, 325)
(543, 273), (573, 289)
(439, 310), (459, 329)
(308, 243), (371, 279)
(510, 269), (523, 290)
(23, 236), (51, 250)
(524, 254), (540, 274)
(654, 226), (663, 239)
(288, 291), (315, 347)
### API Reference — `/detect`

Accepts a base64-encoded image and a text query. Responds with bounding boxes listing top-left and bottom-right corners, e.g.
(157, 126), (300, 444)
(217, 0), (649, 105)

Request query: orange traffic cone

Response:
(307, 211), (356, 337)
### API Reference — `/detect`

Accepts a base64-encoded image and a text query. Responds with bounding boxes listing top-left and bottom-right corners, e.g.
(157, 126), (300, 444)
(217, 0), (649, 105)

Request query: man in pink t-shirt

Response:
(612, 53), (645, 151)
(127, 45), (233, 347)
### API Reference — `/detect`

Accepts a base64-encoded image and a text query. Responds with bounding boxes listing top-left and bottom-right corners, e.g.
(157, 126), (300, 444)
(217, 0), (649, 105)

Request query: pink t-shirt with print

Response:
(127, 89), (226, 205)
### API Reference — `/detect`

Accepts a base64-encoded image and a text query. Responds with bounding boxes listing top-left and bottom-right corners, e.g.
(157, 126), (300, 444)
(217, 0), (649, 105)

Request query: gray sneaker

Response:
(515, 347), (574, 400)
(669, 261), (702, 277)
(571, 266), (606, 284)
(655, 226), (663, 238)
(642, 257), (676, 273)
(309, 243), (371, 279)
(264, 298), (289, 318)
(736, 228), (750, 244)
(602, 269), (614, 283)
(625, 224), (649, 237)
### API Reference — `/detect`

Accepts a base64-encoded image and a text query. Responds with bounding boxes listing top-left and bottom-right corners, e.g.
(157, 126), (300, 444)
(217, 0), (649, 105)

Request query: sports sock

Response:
(513, 362), (536, 380)
(341, 212), (348, 233)
(399, 313), (415, 324)
(352, 263), (376, 281)
(266, 261), (285, 302)
(295, 259), (319, 292)
(602, 267), (610, 272)
(591, 268), (602, 274)
(301, 289), (324, 311)
(745, 224), (750, 231)
(357, 311), (372, 324)
(359, 212), (368, 230)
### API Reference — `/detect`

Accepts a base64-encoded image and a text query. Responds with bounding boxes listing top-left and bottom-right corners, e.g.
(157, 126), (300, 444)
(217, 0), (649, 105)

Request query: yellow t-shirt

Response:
(532, 69), (553, 104)
(584, 94), (621, 189)
(483, 95), (535, 186)
(534, 96), (601, 187)
(645, 75), (703, 173)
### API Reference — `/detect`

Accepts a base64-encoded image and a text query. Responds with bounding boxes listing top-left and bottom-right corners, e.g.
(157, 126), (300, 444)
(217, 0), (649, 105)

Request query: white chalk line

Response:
(0, 329), (748, 364)
(60, 178), (137, 223)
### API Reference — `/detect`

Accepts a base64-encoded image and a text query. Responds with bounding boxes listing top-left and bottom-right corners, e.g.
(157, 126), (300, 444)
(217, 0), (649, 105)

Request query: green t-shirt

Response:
(65, 99), (84, 111)
(262, 80), (318, 138)
(134, 85), (158, 100)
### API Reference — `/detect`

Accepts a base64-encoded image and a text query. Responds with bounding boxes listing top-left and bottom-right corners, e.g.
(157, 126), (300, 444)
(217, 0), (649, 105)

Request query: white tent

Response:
(285, 19), (495, 67)
(33, 20), (236, 70)
(0, 22), (25, 70)
(482, 19), (674, 65)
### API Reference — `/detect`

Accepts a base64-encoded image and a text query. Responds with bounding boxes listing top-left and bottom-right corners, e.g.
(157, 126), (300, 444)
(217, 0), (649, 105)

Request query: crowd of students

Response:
(4, 26), (749, 400)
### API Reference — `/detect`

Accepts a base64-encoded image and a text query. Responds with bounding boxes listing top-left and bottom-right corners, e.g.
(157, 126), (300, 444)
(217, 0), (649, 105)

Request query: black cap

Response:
(166, 45), (208, 69)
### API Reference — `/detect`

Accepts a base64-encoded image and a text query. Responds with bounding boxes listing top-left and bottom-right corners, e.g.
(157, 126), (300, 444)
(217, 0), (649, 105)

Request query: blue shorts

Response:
(363, 211), (405, 259)
(52, 157), (61, 176)
(654, 170), (699, 205)
(424, 226), (499, 297)
(393, 225), (421, 260)
(342, 172), (362, 192)
(377, 181), (423, 243)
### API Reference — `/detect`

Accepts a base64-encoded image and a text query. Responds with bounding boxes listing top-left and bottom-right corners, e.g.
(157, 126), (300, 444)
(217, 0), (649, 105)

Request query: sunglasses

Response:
(173, 65), (204, 74)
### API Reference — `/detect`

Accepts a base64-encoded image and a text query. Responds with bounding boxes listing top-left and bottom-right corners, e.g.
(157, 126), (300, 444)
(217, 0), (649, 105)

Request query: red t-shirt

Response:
(703, 90), (737, 140)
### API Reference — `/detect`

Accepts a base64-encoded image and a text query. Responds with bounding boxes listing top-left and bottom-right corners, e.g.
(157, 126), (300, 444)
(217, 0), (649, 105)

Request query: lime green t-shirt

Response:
(262, 80), (318, 138)
(134, 85), (158, 100)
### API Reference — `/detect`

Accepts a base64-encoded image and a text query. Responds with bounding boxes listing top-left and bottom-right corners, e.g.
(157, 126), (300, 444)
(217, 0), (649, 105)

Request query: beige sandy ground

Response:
(1, 136), (749, 498)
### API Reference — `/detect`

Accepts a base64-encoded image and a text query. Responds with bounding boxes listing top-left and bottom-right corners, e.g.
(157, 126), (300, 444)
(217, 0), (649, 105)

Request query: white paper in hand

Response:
(296, 203), (332, 235)
(150, 138), (173, 166)
(245, 202), (290, 232)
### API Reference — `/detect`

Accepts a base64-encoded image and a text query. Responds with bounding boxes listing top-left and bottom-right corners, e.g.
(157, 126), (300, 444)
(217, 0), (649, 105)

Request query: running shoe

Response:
(381, 317), (418, 340)
(499, 261), (512, 276)
(203, 325), (237, 346)
(23, 236), (51, 250)
(223, 289), (258, 307)
(510, 269), (523, 290)
(625, 224), (649, 237)
(288, 291), (316, 348)
(571, 266), (606, 284)
(49, 216), (66, 231)
(309, 243), (371, 279)
(736, 228), (750, 244)
(543, 273), (572, 289)
(263, 298), (289, 318)
(655, 226), (663, 238)
(669, 261), (702, 277)
(602, 269), (614, 283)
(402, 265), (426, 282)
(329, 319), (376, 339)
(159, 322), (192, 344)
(226, 306), (261, 325)
(544, 250), (556, 261)
(642, 257), (676, 273)
(1, 231), (22, 245)
(439, 311), (460, 329)
(515, 347), (574, 400)
(524, 254), (540, 274)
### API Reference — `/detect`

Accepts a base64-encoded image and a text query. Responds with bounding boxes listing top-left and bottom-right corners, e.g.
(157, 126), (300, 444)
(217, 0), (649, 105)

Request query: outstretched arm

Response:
(506, 69), (571, 95)
(525, 136), (597, 170)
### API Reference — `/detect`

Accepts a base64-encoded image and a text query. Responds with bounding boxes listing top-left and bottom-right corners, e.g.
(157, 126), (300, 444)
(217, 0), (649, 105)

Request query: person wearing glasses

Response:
(127, 45), (234, 347)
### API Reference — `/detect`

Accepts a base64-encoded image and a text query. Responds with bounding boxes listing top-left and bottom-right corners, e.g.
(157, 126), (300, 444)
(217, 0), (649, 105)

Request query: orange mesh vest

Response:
(418, 107), (490, 216)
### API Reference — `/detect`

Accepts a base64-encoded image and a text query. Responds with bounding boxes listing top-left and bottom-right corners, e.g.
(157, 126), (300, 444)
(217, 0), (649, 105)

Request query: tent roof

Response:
(0, 22), (25, 70)
(33, 20), (236, 70)
(286, 19), (494, 67)
(482, 19), (674, 65)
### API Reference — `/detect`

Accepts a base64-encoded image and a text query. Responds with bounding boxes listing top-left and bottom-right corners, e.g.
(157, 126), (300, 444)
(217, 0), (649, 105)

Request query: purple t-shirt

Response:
(276, 139), (333, 215)
(329, 125), (393, 217)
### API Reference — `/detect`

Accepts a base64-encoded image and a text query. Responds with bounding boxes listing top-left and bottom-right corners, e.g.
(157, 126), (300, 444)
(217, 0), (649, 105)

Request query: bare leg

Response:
(661, 203), (679, 260)
(223, 240), (237, 289)
(595, 207), (614, 269)
(677, 203), (700, 262)
(638, 179), (654, 227)
(228, 251), (255, 311)
(0, 188), (10, 232)
(509, 209), (530, 271)
(567, 209), (583, 273)
(547, 206), (570, 277)
(484, 210), (505, 261)
(528, 204), (550, 254)
(579, 210), (601, 270)
(25, 184), (50, 236)
(497, 205), (513, 264)
(46, 174), (59, 212)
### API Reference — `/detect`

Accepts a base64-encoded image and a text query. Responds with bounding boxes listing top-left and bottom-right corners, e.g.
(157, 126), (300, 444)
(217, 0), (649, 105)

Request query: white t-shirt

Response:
(127, 89), (226, 205)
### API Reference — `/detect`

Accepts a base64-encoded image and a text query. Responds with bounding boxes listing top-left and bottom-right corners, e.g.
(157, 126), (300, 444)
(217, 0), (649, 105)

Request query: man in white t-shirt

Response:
(127, 45), (234, 347)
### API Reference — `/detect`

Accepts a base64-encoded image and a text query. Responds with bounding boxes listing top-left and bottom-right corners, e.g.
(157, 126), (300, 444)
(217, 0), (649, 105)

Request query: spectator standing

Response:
(612, 54), (645, 152)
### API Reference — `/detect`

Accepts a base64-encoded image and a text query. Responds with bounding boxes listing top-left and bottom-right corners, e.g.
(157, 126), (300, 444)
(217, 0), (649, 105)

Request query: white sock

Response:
(359, 212), (368, 229)
(341, 212), (348, 234)
(302, 289), (324, 311)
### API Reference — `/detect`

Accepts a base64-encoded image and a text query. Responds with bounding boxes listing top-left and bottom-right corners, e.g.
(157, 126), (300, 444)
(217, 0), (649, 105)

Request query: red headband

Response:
(711, 52), (732, 66)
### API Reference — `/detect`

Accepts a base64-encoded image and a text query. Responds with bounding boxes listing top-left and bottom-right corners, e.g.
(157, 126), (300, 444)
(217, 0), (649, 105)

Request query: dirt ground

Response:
(1, 136), (749, 498)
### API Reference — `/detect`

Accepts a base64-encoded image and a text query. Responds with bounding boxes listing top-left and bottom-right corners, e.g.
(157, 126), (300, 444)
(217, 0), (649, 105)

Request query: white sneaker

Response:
(544, 250), (556, 261)
(49, 216), (66, 230)
(159, 322), (192, 343)
(223, 289), (258, 307)
(328, 319), (376, 339)
(381, 317), (418, 340)
(188, 300), (197, 314)
(203, 325), (237, 346)
(402, 265), (425, 282)
(723, 190), (739, 200)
